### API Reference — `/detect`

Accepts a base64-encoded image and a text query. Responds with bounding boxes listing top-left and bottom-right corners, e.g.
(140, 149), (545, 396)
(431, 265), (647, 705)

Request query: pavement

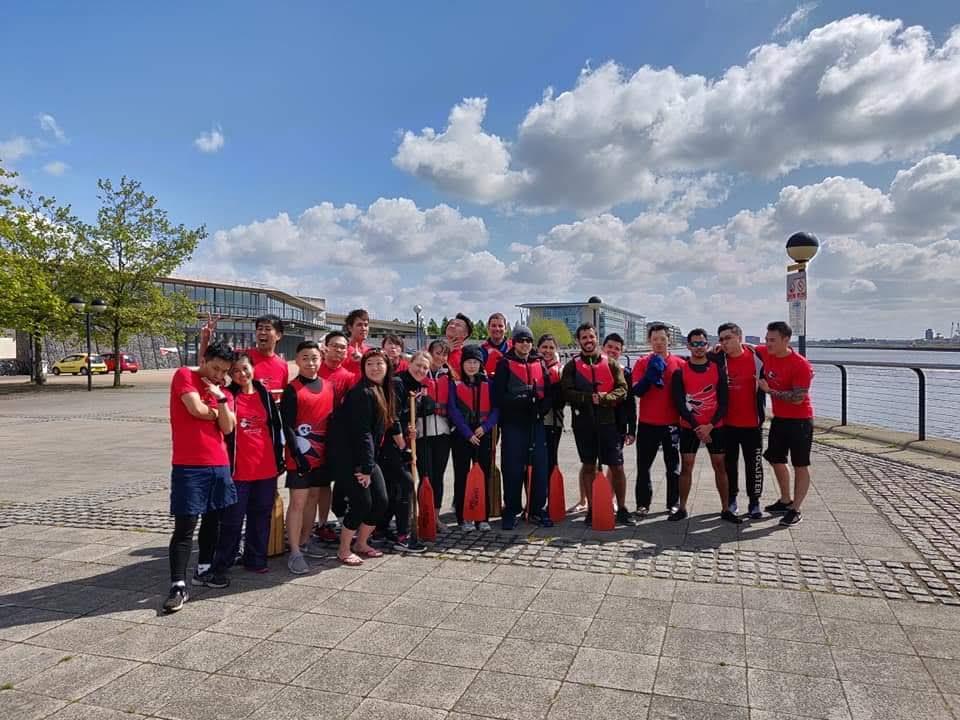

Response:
(2, 372), (960, 720)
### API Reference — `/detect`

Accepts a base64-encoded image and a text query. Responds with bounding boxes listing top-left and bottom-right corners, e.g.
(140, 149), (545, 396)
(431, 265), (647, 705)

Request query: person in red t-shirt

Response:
(199, 313), (291, 400)
(756, 321), (815, 527)
(382, 334), (409, 374)
(208, 353), (285, 585)
(341, 308), (371, 376)
(631, 323), (684, 517)
(717, 322), (766, 520)
(164, 341), (237, 613)
(444, 313), (473, 381)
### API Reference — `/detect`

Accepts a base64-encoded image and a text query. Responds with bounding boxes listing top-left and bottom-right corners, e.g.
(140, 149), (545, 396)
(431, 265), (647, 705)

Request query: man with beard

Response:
(481, 312), (512, 377)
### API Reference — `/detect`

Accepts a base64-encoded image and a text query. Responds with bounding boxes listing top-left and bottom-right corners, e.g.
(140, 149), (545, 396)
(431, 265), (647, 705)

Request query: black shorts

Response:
(679, 426), (725, 455)
(572, 420), (624, 467)
(285, 466), (330, 490)
(763, 418), (813, 467)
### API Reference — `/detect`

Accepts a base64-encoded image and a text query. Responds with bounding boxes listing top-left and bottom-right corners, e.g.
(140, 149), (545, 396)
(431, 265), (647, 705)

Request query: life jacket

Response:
(505, 356), (545, 401)
(543, 360), (563, 427)
(573, 354), (615, 395)
(284, 376), (335, 471)
(422, 369), (451, 417)
(544, 359), (561, 385)
(679, 360), (722, 429)
(454, 379), (492, 428)
(482, 339), (511, 376)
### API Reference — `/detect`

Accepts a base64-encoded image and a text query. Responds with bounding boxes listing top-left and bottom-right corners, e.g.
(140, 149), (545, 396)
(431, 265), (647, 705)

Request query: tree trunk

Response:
(113, 323), (122, 388)
(32, 334), (46, 385)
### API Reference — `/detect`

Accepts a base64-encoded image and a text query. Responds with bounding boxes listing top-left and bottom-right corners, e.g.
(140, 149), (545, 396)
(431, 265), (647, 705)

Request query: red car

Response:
(102, 352), (140, 373)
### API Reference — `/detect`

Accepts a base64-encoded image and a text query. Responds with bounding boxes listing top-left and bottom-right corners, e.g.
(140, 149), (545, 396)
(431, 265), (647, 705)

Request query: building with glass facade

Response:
(517, 299), (647, 347)
(158, 276), (327, 363)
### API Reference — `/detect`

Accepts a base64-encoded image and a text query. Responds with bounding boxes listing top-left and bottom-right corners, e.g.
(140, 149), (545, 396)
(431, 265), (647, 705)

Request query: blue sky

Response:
(4, 2), (960, 338)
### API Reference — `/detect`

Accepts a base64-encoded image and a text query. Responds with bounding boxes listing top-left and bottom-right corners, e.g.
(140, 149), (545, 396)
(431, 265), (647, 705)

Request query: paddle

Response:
(417, 397), (437, 541)
(548, 464), (566, 523)
(408, 393), (420, 543)
(590, 365), (615, 531)
(488, 426), (502, 518)
(463, 443), (487, 523)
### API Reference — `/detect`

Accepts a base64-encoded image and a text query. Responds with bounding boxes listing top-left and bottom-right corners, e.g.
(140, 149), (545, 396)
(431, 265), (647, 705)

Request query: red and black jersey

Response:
(280, 375), (335, 472)
(671, 359), (728, 429)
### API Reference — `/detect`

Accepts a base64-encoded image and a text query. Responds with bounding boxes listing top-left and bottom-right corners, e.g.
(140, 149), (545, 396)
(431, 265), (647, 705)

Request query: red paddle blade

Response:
(590, 469), (615, 531)
(463, 462), (487, 522)
(548, 466), (566, 522)
(418, 475), (437, 541)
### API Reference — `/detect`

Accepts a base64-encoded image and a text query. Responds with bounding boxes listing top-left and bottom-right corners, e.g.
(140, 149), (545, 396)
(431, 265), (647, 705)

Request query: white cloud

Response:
(42, 161), (69, 176)
(37, 113), (67, 142)
(0, 136), (34, 164)
(194, 125), (225, 153)
(773, 2), (818, 38)
(396, 16), (960, 214)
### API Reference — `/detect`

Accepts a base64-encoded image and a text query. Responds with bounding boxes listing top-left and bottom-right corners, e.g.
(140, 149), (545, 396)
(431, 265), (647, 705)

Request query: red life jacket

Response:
(284, 376), (335, 472)
(573, 354), (615, 394)
(505, 357), (545, 401)
(482, 339), (511, 376)
(423, 370), (451, 416)
(679, 361), (722, 429)
(544, 359), (561, 384)
(454, 379), (492, 427)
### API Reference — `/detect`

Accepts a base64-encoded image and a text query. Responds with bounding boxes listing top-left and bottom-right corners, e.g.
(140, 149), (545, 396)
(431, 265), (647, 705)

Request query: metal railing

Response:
(810, 361), (960, 442)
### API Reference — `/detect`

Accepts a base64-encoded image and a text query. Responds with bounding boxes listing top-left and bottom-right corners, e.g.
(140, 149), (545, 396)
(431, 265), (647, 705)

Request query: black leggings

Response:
(451, 433), (492, 524)
(416, 434), (451, 508)
(724, 426), (764, 502)
(342, 464), (388, 531)
(545, 424), (562, 472)
(378, 443), (413, 537)
(169, 510), (221, 583)
(634, 423), (680, 510)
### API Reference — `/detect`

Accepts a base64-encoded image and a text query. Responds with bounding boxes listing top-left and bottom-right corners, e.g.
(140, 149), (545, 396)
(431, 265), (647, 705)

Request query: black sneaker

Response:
(780, 509), (803, 526)
(191, 569), (213, 587)
(748, 501), (762, 519)
(616, 508), (636, 526)
(584, 510), (592, 526)
(502, 514), (517, 531)
(205, 572), (230, 589)
(633, 507), (648, 519)
(393, 534), (426, 553)
(667, 507), (688, 522)
(764, 499), (793, 514)
(533, 512), (554, 528)
(720, 510), (743, 525)
(163, 585), (188, 613)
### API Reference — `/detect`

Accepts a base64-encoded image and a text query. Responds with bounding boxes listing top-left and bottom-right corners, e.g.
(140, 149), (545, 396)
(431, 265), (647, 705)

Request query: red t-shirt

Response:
(169, 367), (229, 466)
(318, 362), (358, 404)
(246, 348), (290, 394)
(757, 347), (814, 419)
(725, 348), (761, 428)
(342, 341), (370, 376)
(447, 348), (463, 381)
(632, 353), (684, 426)
(232, 392), (278, 481)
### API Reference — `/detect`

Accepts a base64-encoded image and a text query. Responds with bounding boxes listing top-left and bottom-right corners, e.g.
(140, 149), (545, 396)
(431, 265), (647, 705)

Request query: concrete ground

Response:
(2, 372), (960, 719)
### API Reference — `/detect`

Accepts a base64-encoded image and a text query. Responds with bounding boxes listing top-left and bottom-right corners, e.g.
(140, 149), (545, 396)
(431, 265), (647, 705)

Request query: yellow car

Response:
(51, 353), (109, 376)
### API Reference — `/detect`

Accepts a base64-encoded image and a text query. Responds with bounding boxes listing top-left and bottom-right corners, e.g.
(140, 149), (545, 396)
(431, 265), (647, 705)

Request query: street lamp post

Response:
(785, 232), (820, 357)
(413, 304), (423, 351)
(68, 297), (109, 391)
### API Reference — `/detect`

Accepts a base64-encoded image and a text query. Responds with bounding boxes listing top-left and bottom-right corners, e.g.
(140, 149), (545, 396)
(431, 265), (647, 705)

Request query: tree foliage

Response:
(77, 177), (204, 386)
(426, 318), (440, 337)
(530, 318), (573, 347)
(471, 318), (488, 340)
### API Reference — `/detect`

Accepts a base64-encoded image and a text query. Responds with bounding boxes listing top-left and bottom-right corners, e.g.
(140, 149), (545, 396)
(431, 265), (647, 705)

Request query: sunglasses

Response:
(689, 341), (709, 348)
(515, 338), (533, 344)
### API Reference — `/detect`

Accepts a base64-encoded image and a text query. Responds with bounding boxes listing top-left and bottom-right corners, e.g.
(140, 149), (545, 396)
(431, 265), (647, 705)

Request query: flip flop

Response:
(355, 547), (384, 559)
(338, 554), (364, 566)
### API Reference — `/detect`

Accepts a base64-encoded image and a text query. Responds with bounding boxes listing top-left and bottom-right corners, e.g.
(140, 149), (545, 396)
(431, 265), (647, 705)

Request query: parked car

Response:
(102, 352), (140, 373)
(51, 353), (108, 376)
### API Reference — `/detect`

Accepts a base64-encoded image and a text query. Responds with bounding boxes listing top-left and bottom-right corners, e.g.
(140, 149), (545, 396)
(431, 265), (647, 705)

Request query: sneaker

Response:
(163, 585), (188, 613)
(501, 514), (516, 531)
(460, 521), (477, 532)
(727, 499), (739, 514)
(244, 566), (269, 574)
(764, 499), (793, 514)
(287, 554), (310, 575)
(477, 521), (492, 532)
(191, 569), (214, 587)
(748, 501), (762, 519)
(316, 525), (338, 543)
(633, 507), (649, 519)
(779, 509), (803, 526)
(533, 513), (554, 528)
(584, 510), (592, 526)
(302, 541), (328, 558)
(720, 510), (743, 525)
(205, 572), (230, 589)
(616, 508), (637, 526)
(393, 534), (426, 553)
(667, 507), (688, 522)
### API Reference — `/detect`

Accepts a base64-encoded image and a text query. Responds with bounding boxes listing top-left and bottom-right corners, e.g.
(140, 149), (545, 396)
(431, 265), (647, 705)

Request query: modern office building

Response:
(517, 297), (647, 346)
(158, 276), (328, 363)
(646, 321), (686, 347)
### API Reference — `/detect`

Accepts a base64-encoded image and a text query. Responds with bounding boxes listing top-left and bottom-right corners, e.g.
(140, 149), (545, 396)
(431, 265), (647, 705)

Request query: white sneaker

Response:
(460, 522), (476, 532)
(477, 522), (492, 532)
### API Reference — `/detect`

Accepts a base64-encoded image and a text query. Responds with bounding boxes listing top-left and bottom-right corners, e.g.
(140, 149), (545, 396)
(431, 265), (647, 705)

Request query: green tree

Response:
(426, 318), (440, 337)
(529, 318), (573, 347)
(78, 177), (204, 386)
(439, 316), (449, 336)
(0, 164), (87, 383)
(472, 318), (488, 340)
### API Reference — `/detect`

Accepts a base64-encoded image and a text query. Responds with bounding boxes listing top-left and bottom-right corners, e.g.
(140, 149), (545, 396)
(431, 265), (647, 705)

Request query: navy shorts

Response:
(572, 419), (624, 467)
(285, 466), (329, 490)
(170, 465), (236, 517)
(679, 427), (725, 455)
(763, 418), (813, 467)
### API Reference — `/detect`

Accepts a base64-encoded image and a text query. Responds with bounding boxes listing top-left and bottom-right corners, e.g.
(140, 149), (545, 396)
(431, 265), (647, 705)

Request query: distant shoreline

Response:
(807, 344), (960, 352)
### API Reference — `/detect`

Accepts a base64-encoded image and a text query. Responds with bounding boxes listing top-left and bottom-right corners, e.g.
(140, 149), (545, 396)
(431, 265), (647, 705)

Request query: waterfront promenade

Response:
(2, 371), (960, 719)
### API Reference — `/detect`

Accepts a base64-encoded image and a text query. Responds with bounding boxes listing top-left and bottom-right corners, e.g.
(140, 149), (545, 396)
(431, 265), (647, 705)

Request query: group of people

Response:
(163, 308), (814, 614)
